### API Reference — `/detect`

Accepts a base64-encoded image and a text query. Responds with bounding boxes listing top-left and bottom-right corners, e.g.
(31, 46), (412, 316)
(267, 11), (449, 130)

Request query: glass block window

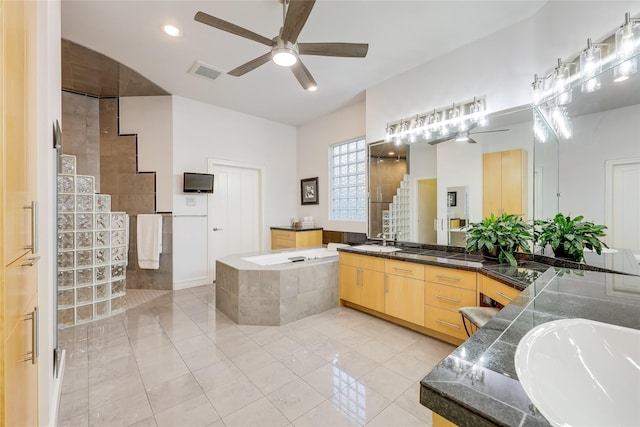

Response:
(329, 137), (367, 221)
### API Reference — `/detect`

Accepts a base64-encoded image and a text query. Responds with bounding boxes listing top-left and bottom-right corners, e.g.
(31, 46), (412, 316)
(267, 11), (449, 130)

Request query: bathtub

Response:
(216, 247), (340, 326)
(242, 247), (337, 266)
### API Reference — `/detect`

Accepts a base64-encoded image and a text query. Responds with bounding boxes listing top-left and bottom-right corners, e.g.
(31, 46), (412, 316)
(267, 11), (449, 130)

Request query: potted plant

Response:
(466, 212), (533, 267)
(534, 213), (608, 263)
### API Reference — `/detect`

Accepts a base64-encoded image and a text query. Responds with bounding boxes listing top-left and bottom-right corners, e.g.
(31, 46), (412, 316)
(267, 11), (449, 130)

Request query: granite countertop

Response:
(270, 226), (324, 231)
(418, 261), (640, 426)
(337, 243), (640, 426)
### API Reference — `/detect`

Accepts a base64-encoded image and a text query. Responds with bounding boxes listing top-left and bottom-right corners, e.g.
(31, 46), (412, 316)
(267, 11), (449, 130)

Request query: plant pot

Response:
(552, 246), (582, 262)
(482, 247), (500, 259)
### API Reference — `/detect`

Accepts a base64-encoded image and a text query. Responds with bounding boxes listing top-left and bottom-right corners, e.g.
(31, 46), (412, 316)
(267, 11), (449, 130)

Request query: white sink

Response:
(351, 244), (402, 253)
(514, 318), (640, 427)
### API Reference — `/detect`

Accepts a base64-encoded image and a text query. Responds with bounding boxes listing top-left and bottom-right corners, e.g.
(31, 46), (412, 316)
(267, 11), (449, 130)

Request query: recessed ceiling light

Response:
(388, 151), (395, 156)
(162, 25), (181, 37)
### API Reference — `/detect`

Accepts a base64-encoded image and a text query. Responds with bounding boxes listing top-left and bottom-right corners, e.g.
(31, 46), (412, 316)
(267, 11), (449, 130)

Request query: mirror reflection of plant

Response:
(466, 213), (533, 267)
(534, 213), (608, 263)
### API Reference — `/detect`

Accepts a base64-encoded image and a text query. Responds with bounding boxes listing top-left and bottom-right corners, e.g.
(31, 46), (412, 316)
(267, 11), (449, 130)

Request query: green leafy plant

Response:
(534, 213), (608, 263)
(466, 212), (533, 267)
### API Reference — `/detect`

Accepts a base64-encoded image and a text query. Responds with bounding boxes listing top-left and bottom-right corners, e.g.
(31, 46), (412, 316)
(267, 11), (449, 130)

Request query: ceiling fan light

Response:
(306, 85), (317, 92)
(273, 49), (298, 66)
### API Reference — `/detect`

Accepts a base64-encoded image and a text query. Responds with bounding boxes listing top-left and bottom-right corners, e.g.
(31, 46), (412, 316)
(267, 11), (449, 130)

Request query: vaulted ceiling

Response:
(61, 1), (547, 126)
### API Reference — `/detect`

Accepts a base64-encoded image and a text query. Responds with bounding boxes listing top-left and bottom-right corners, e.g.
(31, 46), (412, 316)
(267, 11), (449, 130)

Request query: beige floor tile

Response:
(279, 348), (327, 377)
(192, 359), (245, 392)
(246, 360), (298, 394)
(292, 399), (359, 427)
(331, 381), (390, 425)
(394, 382), (434, 425)
(57, 412), (89, 427)
(230, 346), (277, 374)
(88, 369), (146, 409)
(223, 397), (289, 427)
(302, 363), (356, 399)
(366, 402), (425, 427)
(137, 347), (190, 388)
(181, 345), (228, 372)
(266, 378), (325, 422)
(129, 415), (158, 427)
(331, 350), (379, 380)
(146, 373), (204, 414)
(383, 353), (434, 382)
(357, 338), (399, 364)
(357, 364), (414, 401)
(89, 387), (152, 427)
(154, 394), (220, 427)
(206, 376), (262, 418)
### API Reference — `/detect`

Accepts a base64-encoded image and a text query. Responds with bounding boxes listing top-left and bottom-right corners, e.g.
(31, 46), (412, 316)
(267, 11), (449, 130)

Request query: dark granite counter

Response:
(270, 226), (323, 232)
(336, 243), (640, 426)
(420, 264), (640, 427)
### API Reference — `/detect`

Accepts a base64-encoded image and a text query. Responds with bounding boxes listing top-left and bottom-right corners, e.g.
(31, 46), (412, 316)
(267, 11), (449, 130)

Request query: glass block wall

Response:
(382, 174), (411, 241)
(57, 154), (129, 327)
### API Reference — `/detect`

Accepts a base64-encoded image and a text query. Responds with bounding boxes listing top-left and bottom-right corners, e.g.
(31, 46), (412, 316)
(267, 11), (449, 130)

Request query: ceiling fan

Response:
(427, 126), (510, 146)
(194, 0), (369, 91)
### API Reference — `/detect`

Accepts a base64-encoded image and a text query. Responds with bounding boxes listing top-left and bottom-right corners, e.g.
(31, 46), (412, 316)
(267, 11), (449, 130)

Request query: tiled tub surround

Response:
(418, 262), (640, 426)
(216, 251), (339, 326)
(58, 154), (129, 327)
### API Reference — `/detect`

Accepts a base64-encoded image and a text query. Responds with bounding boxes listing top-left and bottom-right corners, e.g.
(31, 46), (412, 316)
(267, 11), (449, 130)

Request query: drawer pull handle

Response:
(393, 267), (414, 273)
(436, 319), (461, 329)
(436, 295), (461, 303)
(435, 274), (461, 281)
(23, 201), (38, 254)
(22, 307), (38, 364)
(21, 256), (40, 267)
(496, 291), (513, 301)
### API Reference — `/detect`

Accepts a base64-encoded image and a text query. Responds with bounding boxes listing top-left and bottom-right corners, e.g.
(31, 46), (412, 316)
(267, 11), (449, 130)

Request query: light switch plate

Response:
(186, 196), (196, 207)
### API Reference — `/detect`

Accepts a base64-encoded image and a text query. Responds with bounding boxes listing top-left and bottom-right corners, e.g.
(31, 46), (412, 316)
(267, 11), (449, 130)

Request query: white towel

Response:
(327, 243), (349, 251)
(137, 214), (163, 269)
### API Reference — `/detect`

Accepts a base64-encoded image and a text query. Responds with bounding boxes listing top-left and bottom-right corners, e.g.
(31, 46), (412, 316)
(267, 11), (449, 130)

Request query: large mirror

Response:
(533, 50), (640, 259)
(368, 106), (535, 247)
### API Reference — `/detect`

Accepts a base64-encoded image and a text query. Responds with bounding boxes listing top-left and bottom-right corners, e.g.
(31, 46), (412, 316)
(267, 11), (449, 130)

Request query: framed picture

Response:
(447, 191), (457, 207)
(301, 177), (319, 205)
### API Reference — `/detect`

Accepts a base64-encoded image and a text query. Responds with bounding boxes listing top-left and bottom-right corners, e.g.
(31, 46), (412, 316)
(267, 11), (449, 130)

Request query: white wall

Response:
(296, 101), (366, 233)
(171, 96), (297, 287)
(119, 96), (173, 212)
(36, 1), (62, 425)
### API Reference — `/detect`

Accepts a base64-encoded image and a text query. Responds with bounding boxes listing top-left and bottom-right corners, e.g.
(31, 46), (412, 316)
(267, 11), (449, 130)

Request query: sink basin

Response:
(514, 318), (640, 427)
(351, 244), (402, 253)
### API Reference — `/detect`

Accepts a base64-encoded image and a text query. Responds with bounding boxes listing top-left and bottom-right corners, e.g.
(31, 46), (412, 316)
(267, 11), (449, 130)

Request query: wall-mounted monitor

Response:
(183, 172), (214, 193)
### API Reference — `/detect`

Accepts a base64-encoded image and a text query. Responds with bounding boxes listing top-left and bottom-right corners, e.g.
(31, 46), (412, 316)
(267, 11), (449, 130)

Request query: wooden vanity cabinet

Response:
(270, 228), (322, 249)
(338, 253), (385, 312)
(425, 266), (477, 341)
(384, 260), (425, 326)
(479, 275), (520, 307)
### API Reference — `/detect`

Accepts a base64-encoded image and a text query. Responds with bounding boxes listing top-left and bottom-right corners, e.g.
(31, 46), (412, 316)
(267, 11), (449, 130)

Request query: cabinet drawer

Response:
(339, 252), (384, 271)
(425, 282), (476, 310)
(426, 266), (476, 291)
(272, 237), (295, 249)
(385, 259), (425, 280)
(425, 305), (468, 341)
(480, 275), (520, 306)
(271, 230), (295, 240)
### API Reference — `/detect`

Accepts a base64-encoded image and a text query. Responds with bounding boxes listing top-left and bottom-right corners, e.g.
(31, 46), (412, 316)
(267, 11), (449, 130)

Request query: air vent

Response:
(188, 60), (223, 81)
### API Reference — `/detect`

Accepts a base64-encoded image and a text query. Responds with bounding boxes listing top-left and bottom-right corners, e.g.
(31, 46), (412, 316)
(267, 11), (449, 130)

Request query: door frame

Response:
(207, 158), (265, 283)
(605, 157), (640, 249)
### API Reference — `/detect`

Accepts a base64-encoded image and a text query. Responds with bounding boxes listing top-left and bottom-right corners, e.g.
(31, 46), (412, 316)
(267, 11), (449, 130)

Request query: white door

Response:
(208, 160), (262, 281)
(606, 159), (640, 254)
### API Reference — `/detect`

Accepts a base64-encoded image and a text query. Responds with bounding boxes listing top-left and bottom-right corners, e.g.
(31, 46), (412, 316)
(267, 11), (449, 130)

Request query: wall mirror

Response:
(368, 106), (535, 247)
(533, 48), (640, 260)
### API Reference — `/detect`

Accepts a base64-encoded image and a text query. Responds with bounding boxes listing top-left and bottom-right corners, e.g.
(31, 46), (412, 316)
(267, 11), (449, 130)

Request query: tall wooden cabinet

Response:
(482, 148), (528, 219)
(1, 0), (40, 425)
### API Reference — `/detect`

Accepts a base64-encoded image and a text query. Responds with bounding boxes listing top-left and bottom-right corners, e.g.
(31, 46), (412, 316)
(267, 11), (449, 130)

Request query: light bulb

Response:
(580, 39), (601, 93)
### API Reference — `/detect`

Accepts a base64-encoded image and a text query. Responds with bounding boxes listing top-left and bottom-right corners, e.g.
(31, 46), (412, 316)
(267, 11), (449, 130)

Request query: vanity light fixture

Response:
(531, 12), (640, 105)
(580, 39), (602, 93)
(614, 12), (640, 82)
(456, 131), (470, 142)
(384, 97), (487, 145)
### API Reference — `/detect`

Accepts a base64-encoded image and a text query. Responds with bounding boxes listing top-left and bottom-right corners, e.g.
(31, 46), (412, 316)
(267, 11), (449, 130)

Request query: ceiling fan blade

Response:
(228, 52), (272, 77)
(298, 43), (369, 58)
(281, 0), (315, 43)
(195, 11), (274, 47)
(290, 59), (317, 91)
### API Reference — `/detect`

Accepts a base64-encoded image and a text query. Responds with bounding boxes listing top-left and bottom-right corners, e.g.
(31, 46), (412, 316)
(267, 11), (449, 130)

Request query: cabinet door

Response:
(339, 264), (360, 304)
(480, 275), (521, 307)
(360, 269), (385, 313)
(501, 149), (527, 217)
(482, 151), (502, 218)
(295, 230), (322, 248)
(385, 275), (425, 326)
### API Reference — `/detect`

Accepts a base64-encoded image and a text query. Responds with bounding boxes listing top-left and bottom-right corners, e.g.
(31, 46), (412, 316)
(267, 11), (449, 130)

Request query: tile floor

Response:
(57, 285), (455, 427)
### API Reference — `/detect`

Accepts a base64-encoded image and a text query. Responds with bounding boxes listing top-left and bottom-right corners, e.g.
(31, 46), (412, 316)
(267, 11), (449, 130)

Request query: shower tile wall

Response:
(57, 154), (129, 327)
